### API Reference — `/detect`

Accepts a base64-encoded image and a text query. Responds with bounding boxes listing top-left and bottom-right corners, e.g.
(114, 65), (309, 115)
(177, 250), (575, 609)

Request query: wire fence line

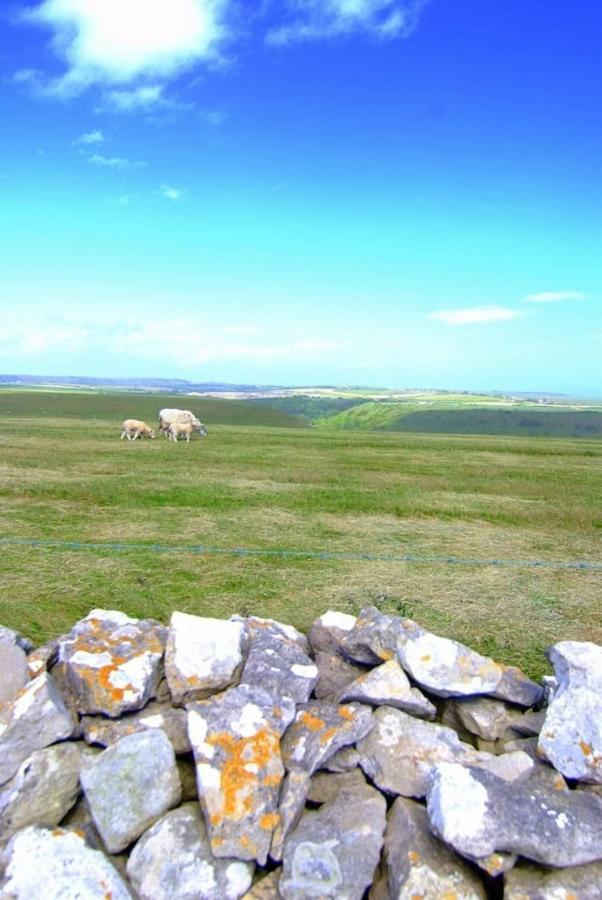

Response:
(0, 537), (600, 571)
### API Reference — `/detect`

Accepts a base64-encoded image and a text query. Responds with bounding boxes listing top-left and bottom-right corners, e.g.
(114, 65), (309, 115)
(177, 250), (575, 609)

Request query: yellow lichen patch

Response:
(263, 773), (282, 787)
(377, 649), (394, 661)
(299, 711), (326, 732)
(407, 850), (420, 865)
(208, 728), (281, 821)
(420, 654), (431, 662)
(319, 727), (338, 745)
(441, 893), (458, 900)
(338, 706), (355, 721)
(579, 740), (593, 756)
(553, 775), (567, 791)
(259, 812), (280, 830)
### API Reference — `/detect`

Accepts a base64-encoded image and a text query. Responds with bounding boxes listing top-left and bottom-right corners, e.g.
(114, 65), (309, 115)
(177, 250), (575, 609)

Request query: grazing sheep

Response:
(167, 421), (196, 442)
(158, 408), (207, 438)
(120, 419), (156, 441)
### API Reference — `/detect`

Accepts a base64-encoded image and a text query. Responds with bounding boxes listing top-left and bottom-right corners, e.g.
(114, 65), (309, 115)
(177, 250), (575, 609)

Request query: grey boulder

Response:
(81, 728), (182, 853)
(427, 762), (602, 868)
(505, 861), (602, 899)
(538, 640), (602, 783)
(280, 780), (387, 900)
(0, 672), (75, 785)
(127, 802), (254, 900)
(0, 743), (82, 843)
(236, 616), (318, 705)
(0, 638), (28, 706)
(382, 796), (486, 898)
(0, 826), (132, 898)
(81, 700), (190, 754)
(340, 659), (436, 719)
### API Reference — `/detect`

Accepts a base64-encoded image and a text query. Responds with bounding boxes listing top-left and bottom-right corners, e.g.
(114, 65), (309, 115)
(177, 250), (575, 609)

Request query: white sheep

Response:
(120, 419), (156, 441)
(167, 421), (196, 442)
(158, 408), (207, 438)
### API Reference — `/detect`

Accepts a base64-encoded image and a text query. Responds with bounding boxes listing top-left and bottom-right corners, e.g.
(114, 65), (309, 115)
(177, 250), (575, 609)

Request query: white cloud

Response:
(75, 129), (104, 144)
(159, 184), (183, 200)
(0, 315), (343, 367)
(524, 290), (585, 304)
(101, 84), (166, 111)
(427, 306), (526, 326)
(267, 0), (430, 44)
(23, 0), (230, 98)
(88, 153), (144, 169)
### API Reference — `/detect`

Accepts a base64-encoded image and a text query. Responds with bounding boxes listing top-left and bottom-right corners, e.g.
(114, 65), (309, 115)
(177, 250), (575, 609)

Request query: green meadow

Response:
(0, 390), (600, 679)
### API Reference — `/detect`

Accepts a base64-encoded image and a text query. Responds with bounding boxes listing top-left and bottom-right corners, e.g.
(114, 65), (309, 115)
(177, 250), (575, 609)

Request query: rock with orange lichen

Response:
(538, 641), (602, 783)
(269, 769), (312, 862)
(127, 803), (254, 900)
(280, 701), (374, 776)
(81, 729), (182, 853)
(280, 780), (386, 900)
(165, 612), (248, 706)
(505, 860), (602, 899)
(339, 659), (437, 719)
(381, 796), (486, 899)
(0, 743), (82, 845)
(339, 606), (407, 665)
(81, 700), (190, 754)
(0, 672), (75, 785)
(187, 683), (296, 865)
(235, 616), (318, 705)
(427, 762), (602, 868)
(396, 622), (542, 705)
(356, 707), (533, 799)
(57, 609), (167, 718)
(308, 610), (358, 655)
(0, 826), (132, 899)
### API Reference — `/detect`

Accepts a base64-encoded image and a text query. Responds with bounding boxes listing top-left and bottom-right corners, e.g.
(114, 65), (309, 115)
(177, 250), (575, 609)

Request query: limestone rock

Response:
(307, 768), (367, 805)
(242, 870), (282, 899)
(281, 701), (374, 776)
(237, 616), (318, 705)
(280, 780), (386, 900)
(82, 700), (190, 754)
(127, 802), (254, 900)
(312, 650), (367, 701)
(538, 640), (602, 783)
(57, 609), (167, 717)
(25, 636), (62, 680)
(340, 659), (436, 719)
(321, 746), (361, 773)
(0, 826), (132, 898)
(0, 672), (75, 785)
(382, 796), (486, 899)
(356, 707), (532, 798)
(187, 683), (296, 865)
(0, 627), (33, 654)
(505, 861), (602, 899)
(165, 612), (248, 705)
(427, 762), (602, 868)
(340, 606), (407, 665)
(81, 728), (182, 853)
(0, 638), (28, 706)
(0, 743), (82, 843)
(270, 769), (312, 861)
(308, 610), (357, 655)
(450, 696), (521, 742)
(397, 624), (541, 705)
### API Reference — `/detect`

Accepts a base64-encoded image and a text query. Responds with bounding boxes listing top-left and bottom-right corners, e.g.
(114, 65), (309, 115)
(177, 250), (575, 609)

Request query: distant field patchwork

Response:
(0, 391), (600, 678)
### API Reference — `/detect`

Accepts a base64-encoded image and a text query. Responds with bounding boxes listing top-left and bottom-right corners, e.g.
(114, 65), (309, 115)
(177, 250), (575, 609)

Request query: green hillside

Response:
(0, 390), (306, 429)
(316, 401), (602, 438)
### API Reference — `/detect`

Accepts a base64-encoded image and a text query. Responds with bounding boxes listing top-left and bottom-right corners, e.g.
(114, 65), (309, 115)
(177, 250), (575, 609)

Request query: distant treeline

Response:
(248, 396), (364, 422)
(348, 408), (602, 438)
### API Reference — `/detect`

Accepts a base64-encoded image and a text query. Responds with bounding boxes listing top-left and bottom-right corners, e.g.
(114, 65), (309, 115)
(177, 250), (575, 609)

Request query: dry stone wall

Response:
(0, 606), (601, 898)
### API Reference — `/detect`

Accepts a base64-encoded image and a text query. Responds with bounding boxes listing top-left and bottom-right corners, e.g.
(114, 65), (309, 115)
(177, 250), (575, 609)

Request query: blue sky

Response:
(1, 0), (600, 394)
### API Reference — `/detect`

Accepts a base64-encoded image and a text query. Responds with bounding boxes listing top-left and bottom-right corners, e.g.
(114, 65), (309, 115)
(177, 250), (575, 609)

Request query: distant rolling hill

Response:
(0, 391), (306, 429)
(313, 401), (602, 438)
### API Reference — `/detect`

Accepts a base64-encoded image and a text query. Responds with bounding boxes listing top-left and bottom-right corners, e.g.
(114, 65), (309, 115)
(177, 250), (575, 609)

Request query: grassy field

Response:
(0, 394), (600, 679)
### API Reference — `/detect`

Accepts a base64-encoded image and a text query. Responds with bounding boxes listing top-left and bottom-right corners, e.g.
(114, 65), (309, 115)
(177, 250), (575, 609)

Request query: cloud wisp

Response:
(427, 305), (526, 326)
(524, 291), (585, 304)
(74, 129), (104, 144)
(0, 315), (344, 367)
(88, 153), (145, 169)
(266, 0), (431, 45)
(159, 184), (183, 201)
(21, 0), (230, 101)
